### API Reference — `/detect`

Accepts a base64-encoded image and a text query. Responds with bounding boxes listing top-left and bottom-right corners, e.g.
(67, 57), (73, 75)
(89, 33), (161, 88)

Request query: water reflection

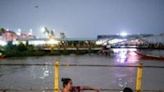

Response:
(30, 62), (51, 80)
(112, 48), (139, 89)
(117, 78), (128, 88)
(113, 48), (139, 64)
(40, 64), (50, 79)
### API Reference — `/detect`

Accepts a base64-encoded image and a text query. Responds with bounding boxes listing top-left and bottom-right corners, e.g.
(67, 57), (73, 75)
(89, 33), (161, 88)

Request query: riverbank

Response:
(2, 48), (100, 57)
(0, 41), (101, 57)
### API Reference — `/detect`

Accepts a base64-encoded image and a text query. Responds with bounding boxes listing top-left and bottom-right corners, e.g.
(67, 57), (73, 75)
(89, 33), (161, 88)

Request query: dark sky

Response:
(0, 0), (164, 38)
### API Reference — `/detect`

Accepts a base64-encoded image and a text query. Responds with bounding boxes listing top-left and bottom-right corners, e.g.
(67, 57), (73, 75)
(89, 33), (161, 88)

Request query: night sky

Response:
(0, 0), (164, 38)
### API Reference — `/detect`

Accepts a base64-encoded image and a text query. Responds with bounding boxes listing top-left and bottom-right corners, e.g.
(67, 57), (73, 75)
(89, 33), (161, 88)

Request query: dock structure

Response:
(97, 34), (164, 49)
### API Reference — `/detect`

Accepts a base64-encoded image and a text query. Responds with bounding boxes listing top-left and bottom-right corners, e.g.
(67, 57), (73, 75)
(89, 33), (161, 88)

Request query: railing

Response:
(0, 63), (164, 92)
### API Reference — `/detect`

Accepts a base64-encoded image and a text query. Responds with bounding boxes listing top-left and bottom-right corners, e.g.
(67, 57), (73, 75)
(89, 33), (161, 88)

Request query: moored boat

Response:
(135, 51), (164, 60)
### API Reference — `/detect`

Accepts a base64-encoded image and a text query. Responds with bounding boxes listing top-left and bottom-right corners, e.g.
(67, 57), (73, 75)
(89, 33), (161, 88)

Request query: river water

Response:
(0, 48), (164, 92)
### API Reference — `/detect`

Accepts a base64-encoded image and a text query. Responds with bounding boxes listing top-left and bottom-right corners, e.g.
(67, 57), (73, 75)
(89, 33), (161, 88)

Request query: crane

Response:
(42, 27), (55, 39)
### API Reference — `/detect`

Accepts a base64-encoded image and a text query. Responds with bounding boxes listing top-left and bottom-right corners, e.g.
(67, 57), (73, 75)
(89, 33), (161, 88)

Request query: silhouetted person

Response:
(123, 87), (133, 92)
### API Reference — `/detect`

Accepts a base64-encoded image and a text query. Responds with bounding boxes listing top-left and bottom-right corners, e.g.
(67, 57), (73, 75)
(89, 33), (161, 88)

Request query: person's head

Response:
(61, 78), (73, 90)
(123, 87), (133, 92)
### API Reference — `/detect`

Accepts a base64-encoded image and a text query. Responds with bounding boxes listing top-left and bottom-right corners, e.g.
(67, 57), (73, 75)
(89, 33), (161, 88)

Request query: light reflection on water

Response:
(39, 62), (50, 79)
(112, 48), (139, 64)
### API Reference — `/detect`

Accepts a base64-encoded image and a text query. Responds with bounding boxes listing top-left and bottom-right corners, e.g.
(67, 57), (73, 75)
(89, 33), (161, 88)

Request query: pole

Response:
(135, 63), (143, 92)
(54, 61), (60, 92)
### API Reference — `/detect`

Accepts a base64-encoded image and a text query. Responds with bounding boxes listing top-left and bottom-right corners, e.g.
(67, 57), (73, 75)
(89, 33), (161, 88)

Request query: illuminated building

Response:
(2, 30), (17, 41)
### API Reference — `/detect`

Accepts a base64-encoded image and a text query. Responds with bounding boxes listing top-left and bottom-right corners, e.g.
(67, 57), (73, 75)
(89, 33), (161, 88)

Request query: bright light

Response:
(28, 29), (33, 35)
(120, 31), (128, 37)
(0, 40), (7, 46)
(113, 48), (139, 64)
(6, 28), (9, 31)
(29, 40), (46, 46)
(108, 39), (126, 44)
(46, 39), (60, 45)
(13, 41), (26, 45)
(16, 28), (21, 36)
(95, 39), (108, 45)
(41, 27), (45, 33)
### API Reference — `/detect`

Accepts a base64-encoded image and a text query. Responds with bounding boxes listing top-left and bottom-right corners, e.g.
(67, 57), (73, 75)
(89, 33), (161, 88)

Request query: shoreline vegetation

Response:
(0, 41), (100, 57)
(0, 41), (164, 58)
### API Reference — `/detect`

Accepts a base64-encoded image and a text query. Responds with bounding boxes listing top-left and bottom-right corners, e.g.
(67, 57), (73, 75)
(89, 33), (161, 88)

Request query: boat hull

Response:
(135, 51), (164, 60)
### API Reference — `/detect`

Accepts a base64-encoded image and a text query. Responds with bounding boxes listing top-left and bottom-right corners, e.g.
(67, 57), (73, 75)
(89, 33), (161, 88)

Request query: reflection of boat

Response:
(135, 51), (164, 60)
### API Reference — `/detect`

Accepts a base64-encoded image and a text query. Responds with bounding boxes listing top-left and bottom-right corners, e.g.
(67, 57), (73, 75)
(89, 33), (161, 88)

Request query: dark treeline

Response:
(1, 40), (100, 57)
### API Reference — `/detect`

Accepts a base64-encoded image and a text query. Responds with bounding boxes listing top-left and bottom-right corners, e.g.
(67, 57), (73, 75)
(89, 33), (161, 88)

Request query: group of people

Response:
(61, 78), (133, 92)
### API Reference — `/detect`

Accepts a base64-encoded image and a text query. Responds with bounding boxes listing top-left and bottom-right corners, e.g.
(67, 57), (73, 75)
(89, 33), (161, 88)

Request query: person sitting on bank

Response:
(61, 78), (99, 92)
